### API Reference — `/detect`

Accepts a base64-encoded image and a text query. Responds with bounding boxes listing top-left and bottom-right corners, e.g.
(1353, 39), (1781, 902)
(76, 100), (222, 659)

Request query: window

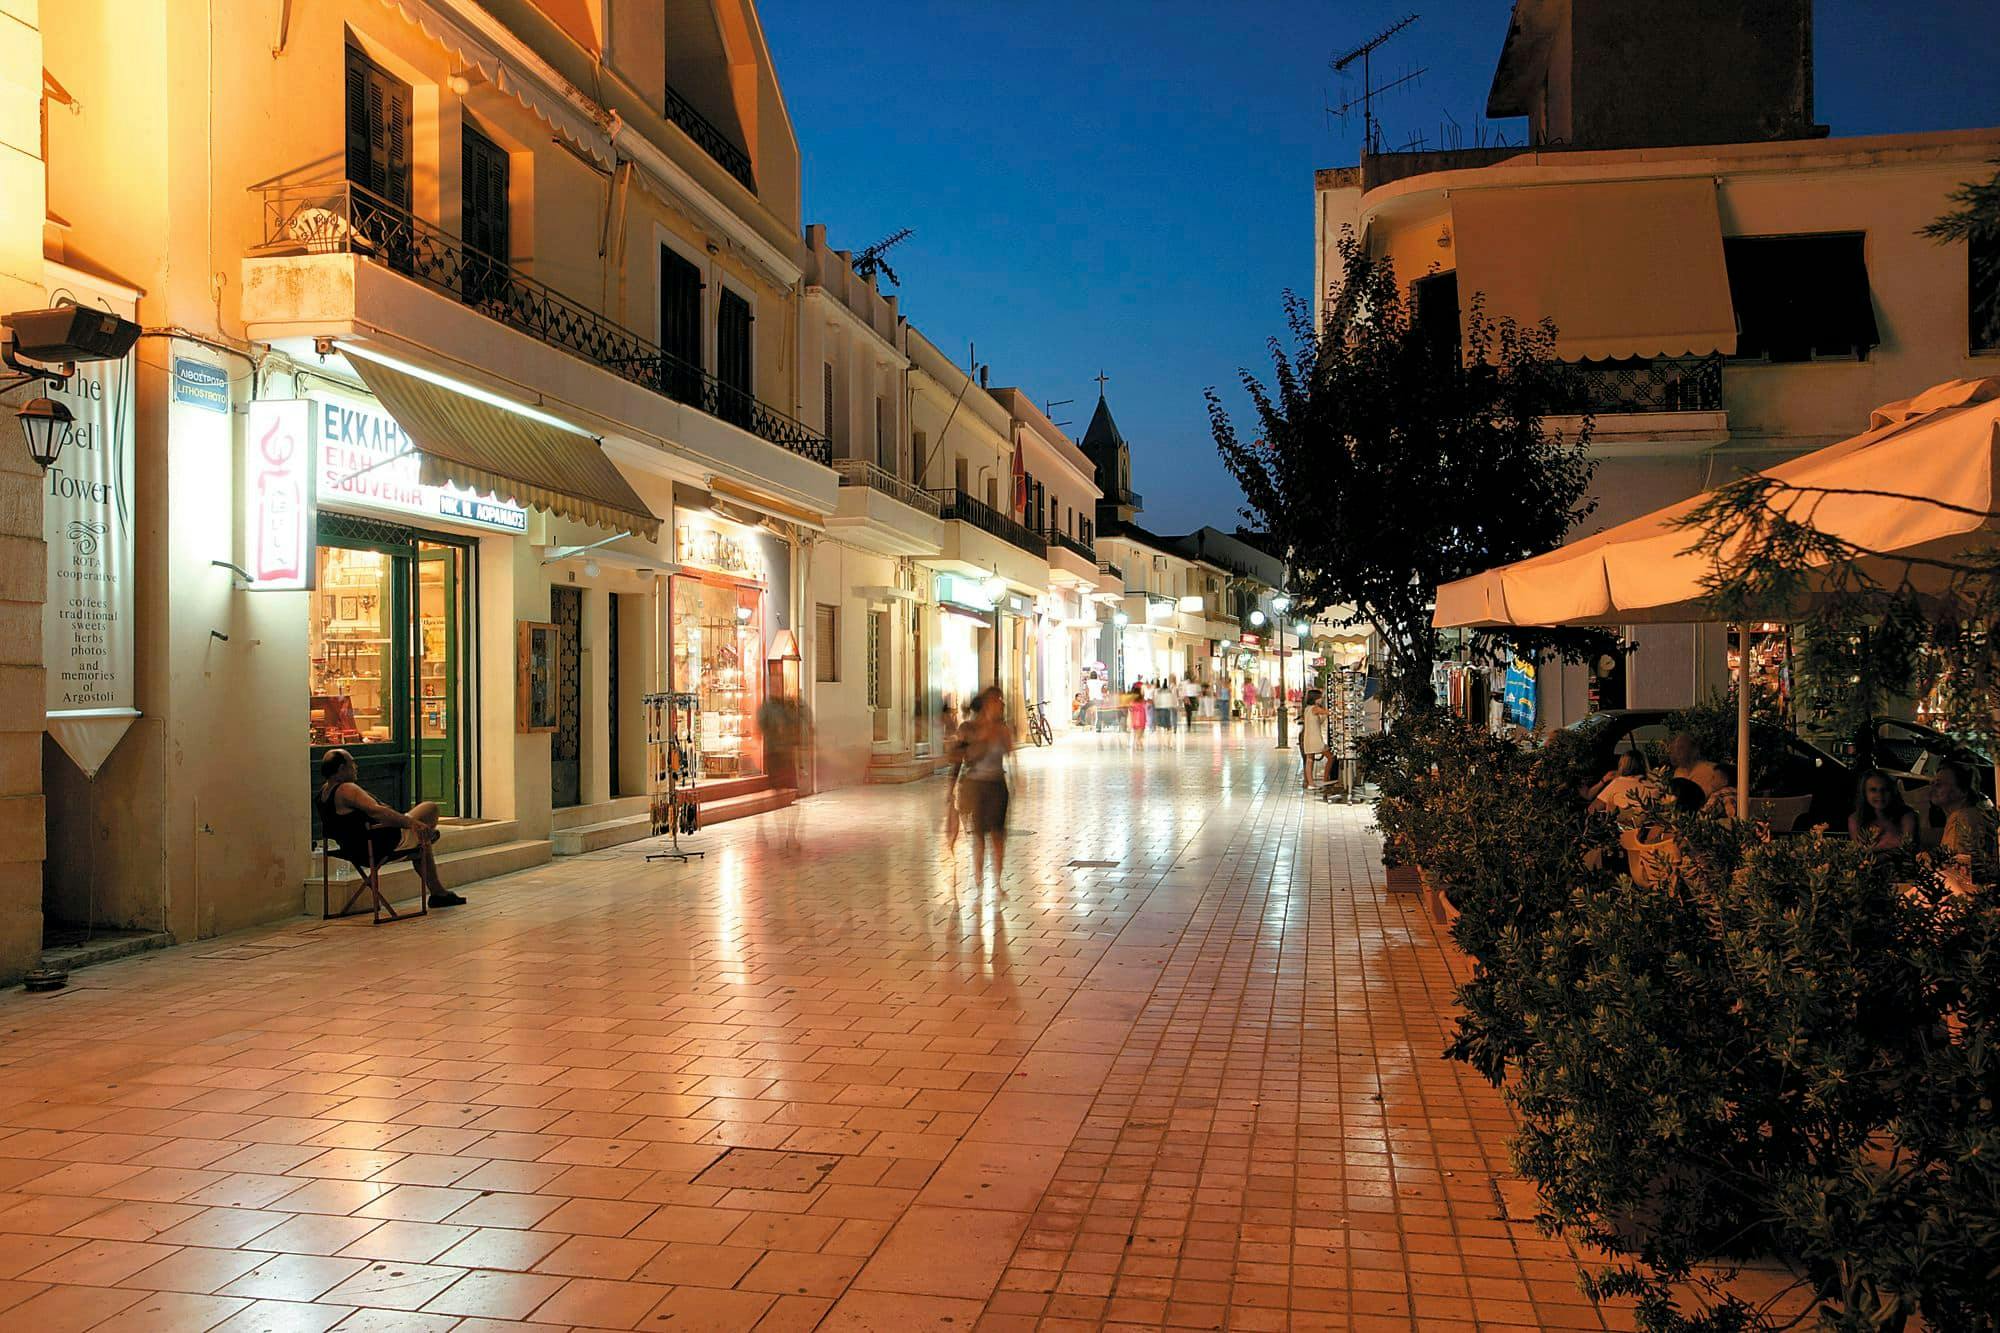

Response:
(344, 45), (412, 267)
(823, 363), (837, 445)
(460, 122), (510, 304)
(1723, 233), (1880, 363)
(954, 456), (968, 494)
(659, 246), (703, 401)
(985, 475), (998, 510)
(1411, 270), (1460, 366)
(866, 610), (886, 709)
(1973, 230), (2000, 355)
(716, 287), (753, 420)
(814, 604), (838, 683)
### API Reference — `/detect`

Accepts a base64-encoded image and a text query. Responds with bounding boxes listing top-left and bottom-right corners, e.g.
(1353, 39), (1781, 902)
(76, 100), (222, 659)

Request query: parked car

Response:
(1570, 709), (1853, 832)
(1853, 716), (1996, 800)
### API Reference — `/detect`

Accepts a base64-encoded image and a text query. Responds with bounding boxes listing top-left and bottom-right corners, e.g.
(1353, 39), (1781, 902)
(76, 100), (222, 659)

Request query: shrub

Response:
(1373, 712), (2000, 1331)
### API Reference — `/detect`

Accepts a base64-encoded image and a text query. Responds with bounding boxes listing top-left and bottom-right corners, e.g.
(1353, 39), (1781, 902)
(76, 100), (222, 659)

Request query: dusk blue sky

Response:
(760, 1), (2000, 536)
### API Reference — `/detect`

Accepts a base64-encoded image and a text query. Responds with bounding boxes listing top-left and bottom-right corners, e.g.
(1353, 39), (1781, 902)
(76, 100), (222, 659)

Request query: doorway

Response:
(310, 516), (476, 826)
(550, 584), (583, 807)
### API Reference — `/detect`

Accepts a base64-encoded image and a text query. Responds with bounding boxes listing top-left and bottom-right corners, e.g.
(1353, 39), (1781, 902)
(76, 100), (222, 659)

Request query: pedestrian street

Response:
(0, 730), (1628, 1332)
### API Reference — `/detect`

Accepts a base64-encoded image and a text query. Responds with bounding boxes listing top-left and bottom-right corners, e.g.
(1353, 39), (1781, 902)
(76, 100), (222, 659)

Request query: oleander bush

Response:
(1367, 713), (2000, 1332)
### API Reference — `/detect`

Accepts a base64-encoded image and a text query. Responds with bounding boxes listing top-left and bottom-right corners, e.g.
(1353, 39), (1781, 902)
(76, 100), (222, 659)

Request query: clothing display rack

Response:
(644, 691), (705, 863)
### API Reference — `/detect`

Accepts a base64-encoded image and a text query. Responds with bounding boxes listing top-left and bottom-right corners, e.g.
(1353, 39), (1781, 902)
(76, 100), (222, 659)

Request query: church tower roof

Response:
(1080, 394), (1127, 454)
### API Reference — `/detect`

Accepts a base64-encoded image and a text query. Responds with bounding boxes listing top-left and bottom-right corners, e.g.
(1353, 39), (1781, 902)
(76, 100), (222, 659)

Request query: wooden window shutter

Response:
(823, 363), (835, 443)
(814, 604), (838, 683)
(383, 75), (412, 207)
(344, 53), (371, 188)
(717, 288), (752, 397)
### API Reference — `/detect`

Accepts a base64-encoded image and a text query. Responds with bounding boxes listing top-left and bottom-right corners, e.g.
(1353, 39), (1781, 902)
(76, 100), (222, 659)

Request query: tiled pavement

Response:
(0, 727), (1633, 1332)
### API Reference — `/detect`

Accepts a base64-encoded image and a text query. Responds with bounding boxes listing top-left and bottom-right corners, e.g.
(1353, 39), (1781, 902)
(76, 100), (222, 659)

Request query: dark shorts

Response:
(964, 779), (1009, 836)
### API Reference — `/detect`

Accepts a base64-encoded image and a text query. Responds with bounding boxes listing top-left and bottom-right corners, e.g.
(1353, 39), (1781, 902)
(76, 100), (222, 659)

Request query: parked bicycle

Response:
(1025, 700), (1055, 747)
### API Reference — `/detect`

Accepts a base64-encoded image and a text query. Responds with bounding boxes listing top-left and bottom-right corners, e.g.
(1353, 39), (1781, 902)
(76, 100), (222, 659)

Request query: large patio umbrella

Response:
(1433, 377), (2000, 818)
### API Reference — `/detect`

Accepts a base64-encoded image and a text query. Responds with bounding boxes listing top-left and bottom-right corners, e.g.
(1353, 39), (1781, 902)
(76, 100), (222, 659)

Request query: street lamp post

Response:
(1272, 596), (1292, 749)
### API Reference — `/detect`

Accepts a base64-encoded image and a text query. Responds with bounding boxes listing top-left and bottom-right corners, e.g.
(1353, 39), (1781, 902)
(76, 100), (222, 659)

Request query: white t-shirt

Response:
(1596, 774), (1654, 814)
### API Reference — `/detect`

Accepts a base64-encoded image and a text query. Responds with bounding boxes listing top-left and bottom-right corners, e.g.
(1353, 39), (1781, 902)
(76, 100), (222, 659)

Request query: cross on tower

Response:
(1093, 369), (1110, 397)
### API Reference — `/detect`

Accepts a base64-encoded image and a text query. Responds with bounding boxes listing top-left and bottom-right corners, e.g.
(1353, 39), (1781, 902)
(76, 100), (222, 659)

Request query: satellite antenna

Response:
(850, 227), (913, 287)
(1330, 14), (1424, 156)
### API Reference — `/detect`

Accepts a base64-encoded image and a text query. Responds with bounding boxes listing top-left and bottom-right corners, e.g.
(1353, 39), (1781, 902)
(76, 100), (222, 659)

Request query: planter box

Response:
(1384, 864), (1421, 894)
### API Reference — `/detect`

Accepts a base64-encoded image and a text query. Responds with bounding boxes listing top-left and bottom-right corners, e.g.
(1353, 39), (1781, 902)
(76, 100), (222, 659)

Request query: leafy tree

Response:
(1922, 157), (2000, 350)
(1207, 231), (1607, 712)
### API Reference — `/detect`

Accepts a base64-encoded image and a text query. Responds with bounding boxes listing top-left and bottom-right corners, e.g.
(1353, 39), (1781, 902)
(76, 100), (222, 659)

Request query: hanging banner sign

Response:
(1504, 656), (1538, 730)
(42, 265), (140, 778)
(242, 399), (315, 590)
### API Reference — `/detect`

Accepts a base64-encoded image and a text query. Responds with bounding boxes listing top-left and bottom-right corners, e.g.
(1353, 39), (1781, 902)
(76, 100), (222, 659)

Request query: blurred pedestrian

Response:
(1128, 681), (1149, 742)
(960, 686), (1013, 881)
(1180, 675), (1199, 726)
(756, 694), (805, 851)
(1152, 678), (1176, 732)
(1299, 688), (1328, 788)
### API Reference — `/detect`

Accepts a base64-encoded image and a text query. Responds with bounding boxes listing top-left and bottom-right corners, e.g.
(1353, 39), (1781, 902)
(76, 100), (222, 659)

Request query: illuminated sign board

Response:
(243, 400), (315, 590)
(675, 518), (767, 581)
(311, 395), (526, 533)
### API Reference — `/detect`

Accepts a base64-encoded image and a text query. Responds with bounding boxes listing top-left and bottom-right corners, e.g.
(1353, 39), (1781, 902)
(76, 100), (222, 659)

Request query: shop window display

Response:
(673, 576), (764, 778)
(310, 547), (397, 745)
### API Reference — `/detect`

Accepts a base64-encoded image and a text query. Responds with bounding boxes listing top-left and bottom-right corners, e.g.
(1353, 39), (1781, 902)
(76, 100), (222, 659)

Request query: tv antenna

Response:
(1044, 397), (1074, 430)
(850, 227), (913, 287)
(1330, 14), (1424, 156)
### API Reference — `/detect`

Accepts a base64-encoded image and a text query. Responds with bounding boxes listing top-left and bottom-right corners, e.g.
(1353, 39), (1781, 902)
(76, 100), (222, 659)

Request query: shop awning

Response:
(349, 353), (661, 539)
(1450, 177), (1738, 361)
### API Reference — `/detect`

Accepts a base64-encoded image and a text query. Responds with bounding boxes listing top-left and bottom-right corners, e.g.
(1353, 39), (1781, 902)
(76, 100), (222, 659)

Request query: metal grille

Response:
(1047, 528), (1097, 562)
(660, 82), (756, 190)
(927, 488), (1048, 557)
(317, 510), (418, 546)
(833, 459), (942, 515)
(550, 586), (582, 807)
(252, 180), (829, 464)
(865, 610), (883, 710)
(1553, 355), (1724, 414)
(607, 592), (621, 798)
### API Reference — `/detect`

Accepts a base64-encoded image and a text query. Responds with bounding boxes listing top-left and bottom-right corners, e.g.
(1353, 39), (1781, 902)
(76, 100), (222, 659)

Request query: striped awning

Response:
(350, 354), (661, 539)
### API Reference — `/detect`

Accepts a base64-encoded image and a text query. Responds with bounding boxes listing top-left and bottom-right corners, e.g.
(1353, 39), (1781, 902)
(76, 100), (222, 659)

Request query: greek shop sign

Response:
(311, 395), (526, 533)
(42, 266), (139, 777)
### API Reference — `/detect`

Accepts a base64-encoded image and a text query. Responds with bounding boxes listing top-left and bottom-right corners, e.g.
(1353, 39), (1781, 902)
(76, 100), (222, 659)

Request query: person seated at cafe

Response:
(316, 749), (464, 908)
(1703, 763), (1741, 819)
(1667, 731), (1728, 798)
(1930, 759), (1999, 862)
(1849, 768), (1920, 851)
(1587, 752), (1654, 822)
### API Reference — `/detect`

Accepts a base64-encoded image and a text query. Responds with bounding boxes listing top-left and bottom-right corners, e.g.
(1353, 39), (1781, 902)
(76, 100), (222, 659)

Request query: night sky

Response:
(760, 1), (2000, 536)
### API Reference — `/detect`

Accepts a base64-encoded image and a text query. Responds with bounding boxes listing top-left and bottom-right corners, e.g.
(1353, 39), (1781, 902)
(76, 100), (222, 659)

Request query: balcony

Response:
(1096, 560), (1123, 582)
(1047, 529), (1097, 563)
(829, 459), (946, 557)
(1043, 526), (1098, 587)
(929, 489), (1047, 558)
(662, 83), (756, 191)
(251, 180), (827, 466)
(834, 459), (941, 516)
(1553, 355), (1724, 414)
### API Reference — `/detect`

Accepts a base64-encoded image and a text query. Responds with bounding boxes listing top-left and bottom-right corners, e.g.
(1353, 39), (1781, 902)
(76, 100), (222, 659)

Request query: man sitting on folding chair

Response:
(316, 749), (465, 912)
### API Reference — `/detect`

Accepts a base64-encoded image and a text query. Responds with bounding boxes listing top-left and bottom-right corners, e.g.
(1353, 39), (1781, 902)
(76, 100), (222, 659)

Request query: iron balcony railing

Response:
(833, 458), (942, 516)
(251, 179), (828, 465)
(1096, 560), (1123, 581)
(928, 489), (1048, 558)
(1554, 355), (1725, 414)
(1046, 528), (1097, 563)
(661, 83), (756, 191)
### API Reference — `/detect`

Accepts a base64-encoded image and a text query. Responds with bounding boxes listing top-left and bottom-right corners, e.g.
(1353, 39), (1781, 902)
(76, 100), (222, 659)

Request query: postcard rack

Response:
(644, 691), (705, 863)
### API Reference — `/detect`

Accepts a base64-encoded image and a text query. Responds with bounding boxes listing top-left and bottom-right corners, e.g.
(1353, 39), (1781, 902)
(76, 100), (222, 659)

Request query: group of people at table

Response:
(1582, 731), (1999, 879)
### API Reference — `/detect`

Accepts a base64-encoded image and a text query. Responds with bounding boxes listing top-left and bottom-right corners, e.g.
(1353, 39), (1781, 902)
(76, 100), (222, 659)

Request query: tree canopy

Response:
(1208, 231), (1604, 711)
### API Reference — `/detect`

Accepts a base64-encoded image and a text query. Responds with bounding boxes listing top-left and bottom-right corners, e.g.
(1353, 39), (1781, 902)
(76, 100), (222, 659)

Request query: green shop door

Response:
(416, 542), (465, 815)
(310, 516), (475, 832)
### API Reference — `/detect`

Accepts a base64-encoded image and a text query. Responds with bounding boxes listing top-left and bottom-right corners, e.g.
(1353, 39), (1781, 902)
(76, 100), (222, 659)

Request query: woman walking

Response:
(960, 686), (1014, 881)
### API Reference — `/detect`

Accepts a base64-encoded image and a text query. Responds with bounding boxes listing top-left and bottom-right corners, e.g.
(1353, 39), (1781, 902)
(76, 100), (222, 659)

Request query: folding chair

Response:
(320, 835), (429, 925)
